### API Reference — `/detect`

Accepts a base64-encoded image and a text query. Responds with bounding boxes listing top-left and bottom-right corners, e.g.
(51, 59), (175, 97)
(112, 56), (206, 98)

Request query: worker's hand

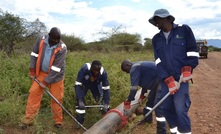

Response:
(164, 76), (180, 95)
(78, 99), (85, 110)
(181, 66), (192, 83)
(29, 68), (36, 80)
(123, 100), (131, 116)
(101, 104), (110, 115)
(138, 95), (146, 105)
(39, 81), (47, 89)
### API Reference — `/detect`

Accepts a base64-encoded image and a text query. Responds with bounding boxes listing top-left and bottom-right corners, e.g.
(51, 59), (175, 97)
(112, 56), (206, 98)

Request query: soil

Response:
(1, 52), (221, 134)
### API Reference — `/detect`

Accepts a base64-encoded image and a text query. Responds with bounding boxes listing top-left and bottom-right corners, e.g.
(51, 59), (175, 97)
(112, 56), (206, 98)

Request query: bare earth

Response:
(1, 52), (221, 134)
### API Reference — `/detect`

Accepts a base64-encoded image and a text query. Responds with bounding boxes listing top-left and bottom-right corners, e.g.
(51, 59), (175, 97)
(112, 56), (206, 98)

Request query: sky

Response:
(1, 0), (221, 43)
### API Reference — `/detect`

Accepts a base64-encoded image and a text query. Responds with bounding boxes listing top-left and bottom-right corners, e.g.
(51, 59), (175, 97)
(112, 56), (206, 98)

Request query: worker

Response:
(121, 60), (167, 134)
(74, 60), (110, 125)
(20, 27), (67, 129)
(149, 8), (199, 134)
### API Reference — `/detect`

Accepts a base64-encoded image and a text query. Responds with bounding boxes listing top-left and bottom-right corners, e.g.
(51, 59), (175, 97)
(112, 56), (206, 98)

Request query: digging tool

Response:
(76, 105), (104, 108)
(127, 77), (183, 134)
(34, 78), (87, 131)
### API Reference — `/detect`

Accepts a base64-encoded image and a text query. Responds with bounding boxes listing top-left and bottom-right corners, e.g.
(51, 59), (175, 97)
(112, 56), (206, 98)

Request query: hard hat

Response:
(149, 9), (175, 26)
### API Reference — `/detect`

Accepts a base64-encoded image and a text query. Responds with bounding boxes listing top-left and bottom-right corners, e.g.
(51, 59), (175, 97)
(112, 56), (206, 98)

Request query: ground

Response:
(1, 52), (221, 134)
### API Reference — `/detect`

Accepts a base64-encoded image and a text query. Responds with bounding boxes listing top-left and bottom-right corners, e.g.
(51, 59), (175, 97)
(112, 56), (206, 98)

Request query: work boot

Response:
(75, 114), (85, 129)
(157, 121), (167, 134)
(19, 122), (32, 130)
(54, 124), (63, 129)
(141, 108), (153, 124)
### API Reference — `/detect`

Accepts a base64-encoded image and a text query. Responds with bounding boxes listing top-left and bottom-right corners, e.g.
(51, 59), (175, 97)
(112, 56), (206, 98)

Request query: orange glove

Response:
(123, 101), (131, 116)
(29, 68), (36, 80)
(164, 76), (180, 95)
(181, 66), (192, 83)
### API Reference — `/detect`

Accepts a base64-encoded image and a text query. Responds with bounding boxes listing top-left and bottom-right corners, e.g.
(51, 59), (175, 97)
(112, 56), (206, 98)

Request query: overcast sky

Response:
(1, 0), (221, 43)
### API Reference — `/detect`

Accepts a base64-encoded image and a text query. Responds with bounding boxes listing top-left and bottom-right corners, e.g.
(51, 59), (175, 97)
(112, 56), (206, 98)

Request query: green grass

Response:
(0, 50), (155, 133)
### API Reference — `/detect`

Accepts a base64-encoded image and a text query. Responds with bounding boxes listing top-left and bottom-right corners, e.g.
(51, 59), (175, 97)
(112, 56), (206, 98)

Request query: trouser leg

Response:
(23, 74), (45, 124)
(49, 79), (64, 124)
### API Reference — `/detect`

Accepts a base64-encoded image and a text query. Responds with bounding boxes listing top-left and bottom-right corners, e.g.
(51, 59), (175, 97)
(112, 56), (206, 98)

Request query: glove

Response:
(138, 95), (146, 105)
(123, 100), (131, 116)
(164, 76), (180, 95)
(181, 66), (192, 83)
(78, 99), (85, 109)
(101, 104), (109, 115)
(29, 68), (36, 80)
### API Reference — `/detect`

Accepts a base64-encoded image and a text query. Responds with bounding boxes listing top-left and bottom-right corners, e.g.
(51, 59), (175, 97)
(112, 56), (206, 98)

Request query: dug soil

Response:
(1, 52), (221, 134)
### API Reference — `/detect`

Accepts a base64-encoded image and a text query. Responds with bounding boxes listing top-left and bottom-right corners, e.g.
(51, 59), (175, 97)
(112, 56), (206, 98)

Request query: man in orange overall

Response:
(20, 27), (67, 129)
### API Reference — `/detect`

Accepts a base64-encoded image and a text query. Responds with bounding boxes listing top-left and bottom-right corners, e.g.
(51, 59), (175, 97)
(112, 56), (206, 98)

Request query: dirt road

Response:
(190, 52), (221, 134)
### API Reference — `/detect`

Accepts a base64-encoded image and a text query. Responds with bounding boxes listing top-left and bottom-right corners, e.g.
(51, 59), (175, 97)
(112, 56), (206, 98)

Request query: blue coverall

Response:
(152, 23), (199, 133)
(74, 63), (110, 123)
(128, 61), (167, 134)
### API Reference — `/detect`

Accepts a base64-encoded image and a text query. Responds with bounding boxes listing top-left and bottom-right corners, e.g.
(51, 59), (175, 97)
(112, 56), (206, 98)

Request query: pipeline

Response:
(84, 89), (142, 134)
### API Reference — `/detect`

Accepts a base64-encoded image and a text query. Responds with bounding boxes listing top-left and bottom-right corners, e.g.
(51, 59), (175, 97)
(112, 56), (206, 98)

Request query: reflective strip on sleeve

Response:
(170, 127), (178, 133)
(156, 117), (166, 122)
(51, 66), (61, 72)
(61, 43), (66, 48)
(31, 52), (38, 57)
(102, 86), (110, 90)
(155, 58), (161, 65)
(75, 81), (82, 86)
(76, 109), (86, 114)
(86, 63), (91, 70)
(100, 67), (104, 74)
(145, 106), (152, 111)
(187, 51), (199, 57)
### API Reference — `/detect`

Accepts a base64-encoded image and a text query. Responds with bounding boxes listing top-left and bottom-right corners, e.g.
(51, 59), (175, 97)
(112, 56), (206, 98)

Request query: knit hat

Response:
(149, 9), (175, 26)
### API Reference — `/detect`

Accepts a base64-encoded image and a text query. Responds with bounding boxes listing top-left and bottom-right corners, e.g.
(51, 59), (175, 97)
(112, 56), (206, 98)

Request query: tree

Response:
(0, 9), (47, 55)
(144, 38), (153, 50)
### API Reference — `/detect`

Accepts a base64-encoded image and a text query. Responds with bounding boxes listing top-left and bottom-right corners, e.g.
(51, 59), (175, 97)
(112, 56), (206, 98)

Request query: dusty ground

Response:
(1, 52), (221, 134)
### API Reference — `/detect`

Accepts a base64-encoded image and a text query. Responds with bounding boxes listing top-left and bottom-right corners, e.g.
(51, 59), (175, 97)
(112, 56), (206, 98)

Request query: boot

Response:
(19, 122), (32, 130)
(76, 114), (85, 124)
(156, 121), (167, 134)
(54, 124), (63, 129)
(140, 108), (153, 124)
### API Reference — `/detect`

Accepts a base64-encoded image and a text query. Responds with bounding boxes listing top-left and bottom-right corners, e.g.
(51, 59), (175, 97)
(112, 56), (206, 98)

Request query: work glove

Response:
(138, 95), (146, 105)
(164, 76), (180, 95)
(78, 99), (85, 110)
(123, 100), (131, 116)
(39, 81), (47, 89)
(29, 68), (36, 80)
(101, 104), (110, 115)
(181, 66), (192, 83)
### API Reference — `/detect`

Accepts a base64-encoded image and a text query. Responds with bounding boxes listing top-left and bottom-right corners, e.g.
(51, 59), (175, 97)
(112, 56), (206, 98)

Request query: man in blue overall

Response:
(121, 60), (167, 134)
(149, 9), (199, 134)
(74, 60), (110, 124)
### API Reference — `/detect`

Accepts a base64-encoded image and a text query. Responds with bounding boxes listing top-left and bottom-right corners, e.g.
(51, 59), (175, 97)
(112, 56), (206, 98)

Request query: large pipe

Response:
(84, 89), (142, 134)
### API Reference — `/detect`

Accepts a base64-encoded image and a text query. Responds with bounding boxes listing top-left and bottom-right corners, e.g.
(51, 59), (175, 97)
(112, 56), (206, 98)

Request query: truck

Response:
(196, 39), (208, 58)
